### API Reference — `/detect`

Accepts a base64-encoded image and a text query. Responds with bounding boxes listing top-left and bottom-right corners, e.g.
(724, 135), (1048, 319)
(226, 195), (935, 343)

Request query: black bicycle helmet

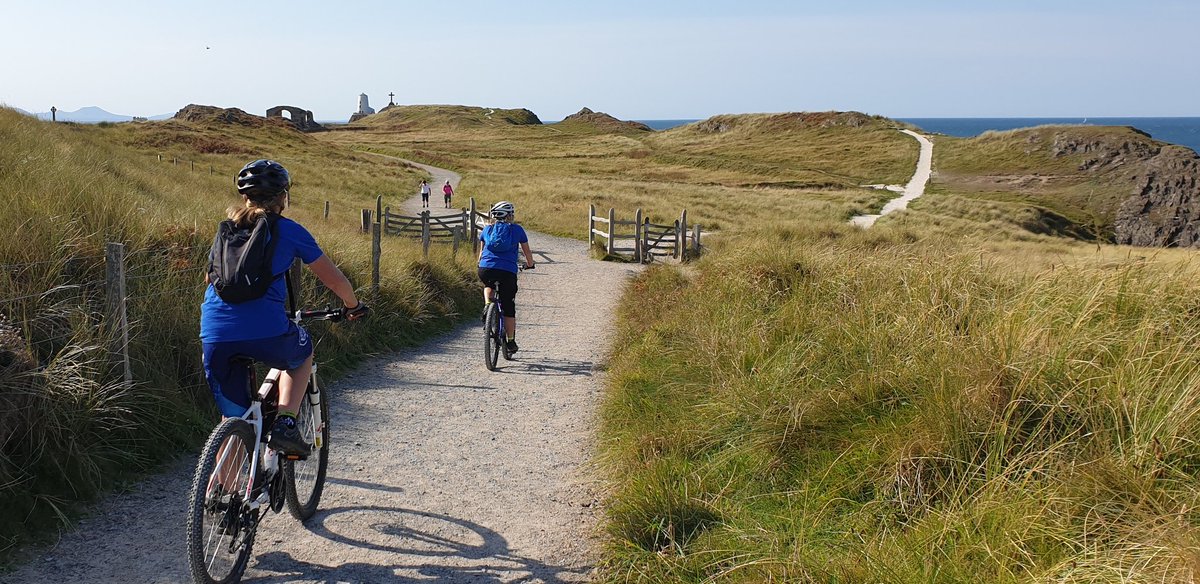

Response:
(235, 159), (290, 200)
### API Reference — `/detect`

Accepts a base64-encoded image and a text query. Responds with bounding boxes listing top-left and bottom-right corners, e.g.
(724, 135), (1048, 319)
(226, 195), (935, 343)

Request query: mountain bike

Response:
(483, 265), (532, 371)
(186, 308), (345, 584)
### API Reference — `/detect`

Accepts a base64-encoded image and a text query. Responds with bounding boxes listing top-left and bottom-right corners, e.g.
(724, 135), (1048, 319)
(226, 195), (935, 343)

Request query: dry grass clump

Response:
(599, 224), (1200, 582)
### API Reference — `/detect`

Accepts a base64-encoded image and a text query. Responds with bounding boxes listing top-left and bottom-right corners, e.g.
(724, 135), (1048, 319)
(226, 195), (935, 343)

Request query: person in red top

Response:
(442, 180), (454, 208)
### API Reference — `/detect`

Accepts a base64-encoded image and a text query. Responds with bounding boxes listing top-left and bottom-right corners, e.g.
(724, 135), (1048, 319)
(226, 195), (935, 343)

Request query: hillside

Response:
(649, 111), (918, 188)
(349, 104), (542, 131)
(917, 125), (1200, 244)
(319, 109), (919, 236)
(555, 107), (652, 134)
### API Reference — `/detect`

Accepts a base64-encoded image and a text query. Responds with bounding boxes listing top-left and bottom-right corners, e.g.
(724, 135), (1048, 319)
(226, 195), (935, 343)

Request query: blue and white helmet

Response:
(489, 201), (515, 220)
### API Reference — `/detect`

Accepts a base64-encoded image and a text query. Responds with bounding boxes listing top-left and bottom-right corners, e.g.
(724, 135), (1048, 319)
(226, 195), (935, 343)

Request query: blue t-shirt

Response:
(200, 217), (324, 343)
(478, 222), (528, 274)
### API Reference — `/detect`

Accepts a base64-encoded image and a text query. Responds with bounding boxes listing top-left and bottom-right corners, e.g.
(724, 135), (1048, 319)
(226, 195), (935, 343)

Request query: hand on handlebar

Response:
(341, 302), (370, 321)
(523, 262), (535, 270)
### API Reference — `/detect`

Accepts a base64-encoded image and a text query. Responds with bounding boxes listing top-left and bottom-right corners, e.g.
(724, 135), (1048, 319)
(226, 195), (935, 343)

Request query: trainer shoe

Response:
(505, 339), (519, 354)
(267, 417), (311, 456)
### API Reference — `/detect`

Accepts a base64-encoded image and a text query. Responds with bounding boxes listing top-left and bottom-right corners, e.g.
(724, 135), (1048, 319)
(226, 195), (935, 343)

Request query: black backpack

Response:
(207, 213), (283, 303)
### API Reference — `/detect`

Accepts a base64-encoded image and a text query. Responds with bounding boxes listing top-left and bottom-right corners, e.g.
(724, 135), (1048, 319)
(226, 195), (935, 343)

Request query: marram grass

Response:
(0, 107), (480, 561)
(599, 225), (1200, 583)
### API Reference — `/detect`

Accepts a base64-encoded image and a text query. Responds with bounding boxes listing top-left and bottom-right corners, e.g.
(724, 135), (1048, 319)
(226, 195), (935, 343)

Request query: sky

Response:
(1, 0), (1197, 121)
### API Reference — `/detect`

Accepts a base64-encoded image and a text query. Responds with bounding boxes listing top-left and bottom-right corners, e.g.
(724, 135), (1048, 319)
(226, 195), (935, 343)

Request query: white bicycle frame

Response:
(206, 332), (324, 512)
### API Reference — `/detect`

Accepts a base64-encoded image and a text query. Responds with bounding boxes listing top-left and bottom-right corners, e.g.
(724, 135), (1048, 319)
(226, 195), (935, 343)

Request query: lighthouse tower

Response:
(348, 93), (376, 123)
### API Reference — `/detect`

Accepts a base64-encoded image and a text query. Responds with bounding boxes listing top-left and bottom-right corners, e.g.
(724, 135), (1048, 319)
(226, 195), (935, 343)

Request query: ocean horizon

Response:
(620, 117), (1200, 153)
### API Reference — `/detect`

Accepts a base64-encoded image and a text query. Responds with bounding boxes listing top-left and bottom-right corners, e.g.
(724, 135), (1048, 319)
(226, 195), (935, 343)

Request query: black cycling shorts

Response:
(478, 267), (518, 317)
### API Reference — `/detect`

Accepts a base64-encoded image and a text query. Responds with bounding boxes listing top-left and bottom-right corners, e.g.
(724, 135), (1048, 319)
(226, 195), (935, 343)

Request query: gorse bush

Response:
(600, 225), (1200, 582)
(0, 108), (479, 559)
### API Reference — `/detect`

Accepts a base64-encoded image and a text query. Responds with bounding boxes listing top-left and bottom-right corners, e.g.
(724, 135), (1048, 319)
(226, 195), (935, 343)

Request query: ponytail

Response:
(228, 193), (285, 227)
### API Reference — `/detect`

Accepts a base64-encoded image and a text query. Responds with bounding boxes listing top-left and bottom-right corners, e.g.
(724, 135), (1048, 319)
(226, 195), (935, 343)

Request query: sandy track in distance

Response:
(3, 162), (637, 583)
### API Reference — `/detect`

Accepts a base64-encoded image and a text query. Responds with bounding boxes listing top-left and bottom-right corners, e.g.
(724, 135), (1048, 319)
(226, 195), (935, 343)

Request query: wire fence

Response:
(0, 240), (212, 390)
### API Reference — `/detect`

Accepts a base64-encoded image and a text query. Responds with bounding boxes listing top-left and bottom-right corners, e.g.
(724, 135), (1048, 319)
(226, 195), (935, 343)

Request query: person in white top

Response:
(419, 179), (431, 208)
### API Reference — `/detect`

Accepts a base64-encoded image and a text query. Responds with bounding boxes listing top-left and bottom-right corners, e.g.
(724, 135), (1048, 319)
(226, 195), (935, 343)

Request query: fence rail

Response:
(588, 204), (701, 263)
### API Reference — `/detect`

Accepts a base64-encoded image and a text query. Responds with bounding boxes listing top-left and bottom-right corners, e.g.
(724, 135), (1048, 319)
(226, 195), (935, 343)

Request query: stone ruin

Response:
(265, 105), (323, 132)
(349, 93), (376, 123)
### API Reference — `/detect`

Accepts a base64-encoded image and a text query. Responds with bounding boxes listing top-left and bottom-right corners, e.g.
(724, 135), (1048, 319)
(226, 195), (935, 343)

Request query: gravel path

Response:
(849, 129), (933, 228)
(3, 163), (637, 583)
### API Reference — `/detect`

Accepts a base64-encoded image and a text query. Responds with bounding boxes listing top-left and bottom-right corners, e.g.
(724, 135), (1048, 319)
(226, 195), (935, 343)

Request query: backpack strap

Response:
(266, 213), (298, 317)
(285, 264), (297, 317)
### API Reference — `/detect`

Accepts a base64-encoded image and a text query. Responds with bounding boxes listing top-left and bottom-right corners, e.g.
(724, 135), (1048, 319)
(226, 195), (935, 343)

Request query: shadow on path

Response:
(245, 506), (588, 583)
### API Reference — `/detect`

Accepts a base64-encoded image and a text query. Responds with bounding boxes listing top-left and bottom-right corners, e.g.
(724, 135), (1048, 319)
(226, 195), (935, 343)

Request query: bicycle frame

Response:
(206, 313), (328, 513)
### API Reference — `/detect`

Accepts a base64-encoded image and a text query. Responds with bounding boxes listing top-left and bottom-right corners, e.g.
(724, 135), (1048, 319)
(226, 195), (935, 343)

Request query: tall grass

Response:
(599, 224), (1200, 582)
(0, 108), (479, 560)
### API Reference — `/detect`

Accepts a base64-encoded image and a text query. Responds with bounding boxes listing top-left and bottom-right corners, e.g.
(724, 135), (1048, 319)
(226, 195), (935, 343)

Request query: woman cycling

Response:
(201, 159), (368, 455)
(478, 201), (534, 354)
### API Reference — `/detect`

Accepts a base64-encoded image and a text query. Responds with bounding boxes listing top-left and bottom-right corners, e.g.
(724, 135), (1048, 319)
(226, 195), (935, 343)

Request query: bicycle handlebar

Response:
(295, 308), (345, 322)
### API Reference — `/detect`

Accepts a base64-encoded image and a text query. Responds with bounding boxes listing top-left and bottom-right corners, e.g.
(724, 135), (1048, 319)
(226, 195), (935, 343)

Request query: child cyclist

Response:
(478, 201), (534, 353)
(201, 159), (368, 455)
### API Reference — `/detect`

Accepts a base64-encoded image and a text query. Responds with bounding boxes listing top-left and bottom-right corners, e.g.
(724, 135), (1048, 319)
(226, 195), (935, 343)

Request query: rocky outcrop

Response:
(560, 107), (651, 132)
(172, 104), (293, 130)
(1113, 145), (1200, 246)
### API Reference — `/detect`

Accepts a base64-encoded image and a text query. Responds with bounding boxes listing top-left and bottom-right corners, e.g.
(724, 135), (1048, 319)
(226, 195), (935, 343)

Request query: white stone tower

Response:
(357, 93), (375, 115)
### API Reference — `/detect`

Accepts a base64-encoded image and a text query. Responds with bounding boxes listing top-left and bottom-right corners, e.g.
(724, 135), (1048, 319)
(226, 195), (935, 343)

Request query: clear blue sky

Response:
(2, 0), (1197, 120)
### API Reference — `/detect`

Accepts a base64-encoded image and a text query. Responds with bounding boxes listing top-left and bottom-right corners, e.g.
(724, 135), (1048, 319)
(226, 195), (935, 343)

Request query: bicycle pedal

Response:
(284, 453), (308, 461)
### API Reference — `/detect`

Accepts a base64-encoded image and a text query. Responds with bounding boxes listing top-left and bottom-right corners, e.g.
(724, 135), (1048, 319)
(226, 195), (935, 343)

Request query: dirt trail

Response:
(3, 162), (637, 583)
(849, 129), (933, 228)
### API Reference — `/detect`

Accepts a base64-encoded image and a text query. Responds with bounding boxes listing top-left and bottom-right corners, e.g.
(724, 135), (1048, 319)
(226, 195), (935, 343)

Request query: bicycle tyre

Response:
(284, 374), (330, 521)
(186, 418), (257, 584)
(484, 302), (501, 371)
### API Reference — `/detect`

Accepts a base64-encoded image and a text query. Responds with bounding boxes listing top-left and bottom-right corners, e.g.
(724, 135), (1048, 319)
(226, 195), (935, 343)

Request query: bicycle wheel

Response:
(484, 302), (501, 371)
(187, 418), (257, 584)
(284, 374), (330, 521)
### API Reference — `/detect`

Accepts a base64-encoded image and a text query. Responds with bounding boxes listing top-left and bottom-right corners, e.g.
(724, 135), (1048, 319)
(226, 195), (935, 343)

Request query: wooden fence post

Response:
(157, 154), (162, 162)
(104, 242), (132, 384)
(361, 209), (372, 233)
(209, 164), (213, 175)
(606, 207), (615, 255)
(635, 208), (644, 264)
(673, 220), (681, 260)
(173, 157), (177, 166)
(323, 201), (330, 220)
(371, 221), (381, 293)
(383, 206), (391, 236)
(375, 195), (383, 227)
(693, 223), (701, 255)
(679, 209), (688, 261)
(190, 160), (195, 172)
(588, 203), (595, 246)
(421, 210), (431, 260)
(469, 198), (478, 244)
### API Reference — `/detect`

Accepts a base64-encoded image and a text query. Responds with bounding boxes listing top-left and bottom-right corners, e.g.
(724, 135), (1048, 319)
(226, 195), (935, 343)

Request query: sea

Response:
(632, 117), (1200, 154)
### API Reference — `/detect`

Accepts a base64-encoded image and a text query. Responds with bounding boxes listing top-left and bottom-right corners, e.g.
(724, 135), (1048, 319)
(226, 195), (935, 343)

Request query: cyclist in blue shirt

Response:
(478, 201), (534, 354)
(201, 160), (368, 455)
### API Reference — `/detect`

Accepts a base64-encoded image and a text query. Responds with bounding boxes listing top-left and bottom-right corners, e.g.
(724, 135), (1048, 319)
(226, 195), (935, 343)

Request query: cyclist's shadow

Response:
(244, 505), (588, 583)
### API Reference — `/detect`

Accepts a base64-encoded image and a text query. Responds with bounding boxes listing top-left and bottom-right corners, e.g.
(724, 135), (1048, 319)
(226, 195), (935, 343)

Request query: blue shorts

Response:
(202, 323), (313, 417)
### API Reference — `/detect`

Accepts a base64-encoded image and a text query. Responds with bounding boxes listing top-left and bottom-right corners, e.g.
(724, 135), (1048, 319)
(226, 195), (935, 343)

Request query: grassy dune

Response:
(601, 227), (1200, 582)
(0, 107), (479, 559)
(319, 110), (917, 237)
